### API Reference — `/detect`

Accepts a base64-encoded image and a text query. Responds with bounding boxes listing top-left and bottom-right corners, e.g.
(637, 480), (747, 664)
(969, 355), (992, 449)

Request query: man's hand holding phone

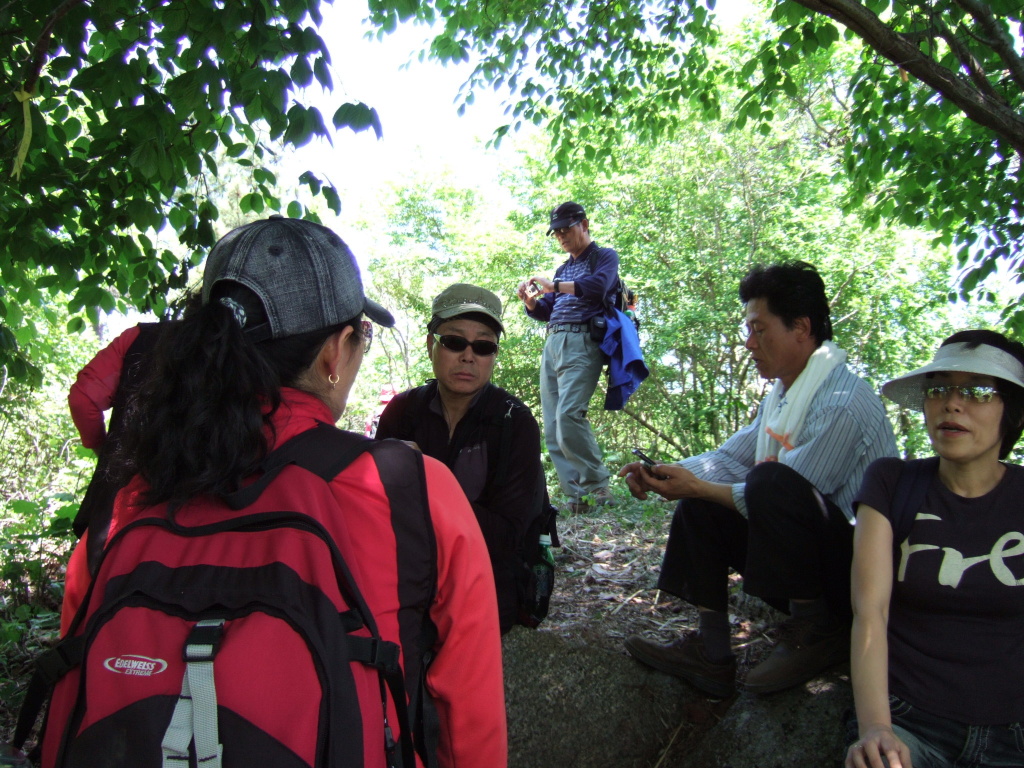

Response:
(619, 448), (667, 500)
(620, 448), (708, 502)
(632, 448), (668, 479)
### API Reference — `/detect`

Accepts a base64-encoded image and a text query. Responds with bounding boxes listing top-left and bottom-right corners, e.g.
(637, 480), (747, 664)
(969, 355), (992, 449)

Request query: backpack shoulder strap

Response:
(588, 247), (622, 312)
(474, 385), (522, 489)
(890, 457), (939, 548)
(492, 396), (517, 488)
(361, 436), (440, 768)
(273, 423), (439, 768)
(482, 390), (558, 541)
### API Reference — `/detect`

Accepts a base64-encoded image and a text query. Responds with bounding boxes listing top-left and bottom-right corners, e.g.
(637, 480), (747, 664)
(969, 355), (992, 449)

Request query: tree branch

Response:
(789, 0), (1024, 157)
(620, 403), (686, 455)
(19, 0), (86, 93)
(932, 20), (1003, 104)
(951, 0), (1024, 93)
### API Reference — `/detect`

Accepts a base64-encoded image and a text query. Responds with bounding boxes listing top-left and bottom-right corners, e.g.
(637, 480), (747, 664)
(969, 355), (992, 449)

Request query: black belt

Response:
(547, 322), (588, 334)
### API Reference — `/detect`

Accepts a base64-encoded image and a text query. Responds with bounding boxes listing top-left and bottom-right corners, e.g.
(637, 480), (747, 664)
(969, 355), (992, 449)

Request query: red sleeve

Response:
(68, 325), (141, 451)
(60, 535), (91, 636)
(421, 458), (508, 768)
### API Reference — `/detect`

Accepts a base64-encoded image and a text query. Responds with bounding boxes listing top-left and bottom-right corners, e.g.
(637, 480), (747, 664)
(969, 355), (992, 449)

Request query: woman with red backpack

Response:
(29, 217), (506, 768)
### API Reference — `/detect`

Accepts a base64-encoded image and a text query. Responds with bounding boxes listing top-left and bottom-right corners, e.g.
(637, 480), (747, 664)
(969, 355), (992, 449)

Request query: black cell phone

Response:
(632, 448), (668, 480)
(631, 447), (658, 469)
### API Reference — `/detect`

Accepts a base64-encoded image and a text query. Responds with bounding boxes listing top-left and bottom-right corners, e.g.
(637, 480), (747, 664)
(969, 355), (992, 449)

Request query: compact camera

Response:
(524, 281), (541, 299)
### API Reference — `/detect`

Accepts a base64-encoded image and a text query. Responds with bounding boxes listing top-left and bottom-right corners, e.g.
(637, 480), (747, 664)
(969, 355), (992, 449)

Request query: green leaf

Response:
(332, 102), (384, 140)
(285, 105), (312, 147)
(314, 57), (333, 90)
(323, 185), (341, 214)
(291, 56), (314, 88)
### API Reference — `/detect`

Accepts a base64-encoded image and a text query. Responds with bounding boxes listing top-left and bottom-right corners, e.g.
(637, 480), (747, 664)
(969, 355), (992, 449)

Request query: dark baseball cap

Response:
(430, 283), (504, 335)
(546, 202), (587, 235)
(201, 216), (394, 339)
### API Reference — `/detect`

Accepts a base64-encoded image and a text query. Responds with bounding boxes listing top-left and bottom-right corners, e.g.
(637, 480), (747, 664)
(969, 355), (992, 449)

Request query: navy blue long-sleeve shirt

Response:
(526, 242), (619, 325)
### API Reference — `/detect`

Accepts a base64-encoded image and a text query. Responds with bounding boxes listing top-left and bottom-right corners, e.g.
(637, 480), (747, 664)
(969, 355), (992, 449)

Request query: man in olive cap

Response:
(376, 283), (553, 633)
(517, 202), (619, 512)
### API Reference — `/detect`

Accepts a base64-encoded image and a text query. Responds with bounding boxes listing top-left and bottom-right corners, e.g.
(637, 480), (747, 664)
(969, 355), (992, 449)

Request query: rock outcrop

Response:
(503, 627), (852, 768)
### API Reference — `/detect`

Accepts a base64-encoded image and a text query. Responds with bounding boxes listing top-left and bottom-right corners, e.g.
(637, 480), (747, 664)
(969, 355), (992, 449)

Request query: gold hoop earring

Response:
(328, 373), (340, 390)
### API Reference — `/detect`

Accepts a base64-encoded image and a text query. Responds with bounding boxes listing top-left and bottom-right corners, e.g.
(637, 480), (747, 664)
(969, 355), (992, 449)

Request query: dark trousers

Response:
(657, 462), (854, 621)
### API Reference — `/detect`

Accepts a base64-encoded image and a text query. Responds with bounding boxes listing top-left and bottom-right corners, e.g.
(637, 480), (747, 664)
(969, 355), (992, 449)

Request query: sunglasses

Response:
(432, 333), (498, 357)
(551, 223), (580, 237)
(923, 384), (999, 404)
(361, 320), (373, 353)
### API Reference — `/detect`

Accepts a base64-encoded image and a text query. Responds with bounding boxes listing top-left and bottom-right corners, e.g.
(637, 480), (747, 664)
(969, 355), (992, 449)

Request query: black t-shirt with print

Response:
(856, 457), (1024, 724)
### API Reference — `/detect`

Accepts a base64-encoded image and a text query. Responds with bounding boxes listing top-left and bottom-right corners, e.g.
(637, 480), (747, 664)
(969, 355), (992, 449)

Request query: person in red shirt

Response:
(66, 322), (166, 582)
(56, 217), (506, 768)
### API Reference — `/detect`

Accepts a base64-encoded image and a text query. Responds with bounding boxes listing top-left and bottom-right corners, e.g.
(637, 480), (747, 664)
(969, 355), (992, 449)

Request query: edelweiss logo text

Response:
(103, 655), (169, 677)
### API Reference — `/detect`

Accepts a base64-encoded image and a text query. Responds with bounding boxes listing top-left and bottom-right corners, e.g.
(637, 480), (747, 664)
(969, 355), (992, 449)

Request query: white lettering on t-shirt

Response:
(899, 531), (1024, 587)
(898, 540), (939, 582)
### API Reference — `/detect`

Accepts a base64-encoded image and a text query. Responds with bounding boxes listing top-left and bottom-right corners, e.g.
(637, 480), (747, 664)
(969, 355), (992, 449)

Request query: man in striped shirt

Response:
(620, 261), (897, 698)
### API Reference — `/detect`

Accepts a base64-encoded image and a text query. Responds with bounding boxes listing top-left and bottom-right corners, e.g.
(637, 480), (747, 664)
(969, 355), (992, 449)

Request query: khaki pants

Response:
(540, 329), (609, 498)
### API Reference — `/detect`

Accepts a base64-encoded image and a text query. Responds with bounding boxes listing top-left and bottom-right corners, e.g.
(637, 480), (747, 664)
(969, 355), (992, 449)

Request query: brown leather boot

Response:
(743, 618), (849, 694)
(625, 632), (736, 698)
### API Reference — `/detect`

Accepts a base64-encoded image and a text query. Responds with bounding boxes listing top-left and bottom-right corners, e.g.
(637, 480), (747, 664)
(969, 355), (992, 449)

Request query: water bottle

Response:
(534, 533), (555, 600)
(519, 533), (556, 628)
(0, 742), (29, 767)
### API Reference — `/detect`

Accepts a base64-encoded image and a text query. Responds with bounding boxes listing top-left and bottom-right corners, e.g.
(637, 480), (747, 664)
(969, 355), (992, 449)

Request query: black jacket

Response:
(376, 381), (546, 633)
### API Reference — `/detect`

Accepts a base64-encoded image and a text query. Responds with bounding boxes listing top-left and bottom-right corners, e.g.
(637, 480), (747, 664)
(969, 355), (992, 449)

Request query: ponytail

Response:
(117, 283), (361, 506)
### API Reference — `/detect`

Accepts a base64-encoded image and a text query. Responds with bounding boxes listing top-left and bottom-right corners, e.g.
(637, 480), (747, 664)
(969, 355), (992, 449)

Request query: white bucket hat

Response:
(881, 341), (1024, 410)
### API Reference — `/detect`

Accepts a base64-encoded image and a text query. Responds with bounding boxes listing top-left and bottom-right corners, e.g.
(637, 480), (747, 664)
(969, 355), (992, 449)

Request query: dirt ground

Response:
(544, 494), (782, 668)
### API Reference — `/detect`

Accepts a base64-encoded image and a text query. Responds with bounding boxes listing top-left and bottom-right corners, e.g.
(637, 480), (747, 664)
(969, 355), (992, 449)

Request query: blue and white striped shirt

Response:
(678, 363), (897, 521)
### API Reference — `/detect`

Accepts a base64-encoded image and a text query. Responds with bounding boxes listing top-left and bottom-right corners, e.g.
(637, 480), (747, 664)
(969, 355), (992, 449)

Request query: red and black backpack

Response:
(15, 424), (439, 768)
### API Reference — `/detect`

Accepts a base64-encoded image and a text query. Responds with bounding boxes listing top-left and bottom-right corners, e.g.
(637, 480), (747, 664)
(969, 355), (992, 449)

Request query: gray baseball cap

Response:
(430, 283), (504, 335)
(881, 341), (1024, 410)
(202, 216), (394, 339)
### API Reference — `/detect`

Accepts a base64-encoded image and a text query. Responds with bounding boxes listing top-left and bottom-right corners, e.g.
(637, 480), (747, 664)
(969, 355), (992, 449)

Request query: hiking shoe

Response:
(742, 618), (850, 694)
(566, 498), (591, 514)
(625, 632), (736, 698)
(568, 487), (616, 514)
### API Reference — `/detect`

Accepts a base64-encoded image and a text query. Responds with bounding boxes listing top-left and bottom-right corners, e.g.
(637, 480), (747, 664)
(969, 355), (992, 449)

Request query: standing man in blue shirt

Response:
(619, 261), (897, 698)
(518, 202), (619, 513)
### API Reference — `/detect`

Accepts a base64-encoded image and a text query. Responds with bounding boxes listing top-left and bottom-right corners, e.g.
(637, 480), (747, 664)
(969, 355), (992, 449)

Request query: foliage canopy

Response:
(1, 0), (380, 385)
(3, 0), (1021, 390)
(378, 0), (1024, 329)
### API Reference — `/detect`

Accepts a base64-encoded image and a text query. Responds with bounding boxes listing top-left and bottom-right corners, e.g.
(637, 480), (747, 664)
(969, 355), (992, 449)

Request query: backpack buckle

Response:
(183, 619), (226, 662)
(368, 638), (401, 673)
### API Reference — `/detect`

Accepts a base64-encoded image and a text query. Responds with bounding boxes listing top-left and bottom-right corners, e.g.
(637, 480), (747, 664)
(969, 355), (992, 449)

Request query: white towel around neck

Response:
(754, 340), (847, 463)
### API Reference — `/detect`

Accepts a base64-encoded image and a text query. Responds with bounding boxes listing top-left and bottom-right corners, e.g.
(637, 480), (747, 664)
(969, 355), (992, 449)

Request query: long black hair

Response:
(117, 280), (363, 506)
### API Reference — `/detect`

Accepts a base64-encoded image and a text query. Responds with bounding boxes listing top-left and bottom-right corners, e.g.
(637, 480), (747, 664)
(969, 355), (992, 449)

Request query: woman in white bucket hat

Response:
(846, 330), (1024, 768)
